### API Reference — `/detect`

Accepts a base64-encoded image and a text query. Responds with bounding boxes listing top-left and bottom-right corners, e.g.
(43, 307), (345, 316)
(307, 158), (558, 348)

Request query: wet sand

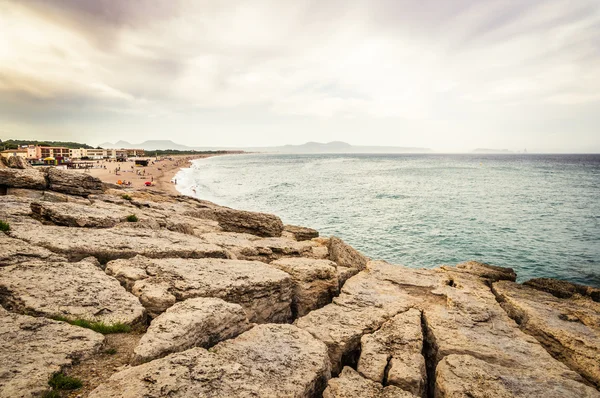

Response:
(71, 154), (221, 195)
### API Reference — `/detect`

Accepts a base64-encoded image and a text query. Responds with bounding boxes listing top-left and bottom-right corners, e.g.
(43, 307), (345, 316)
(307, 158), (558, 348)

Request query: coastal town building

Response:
(0, 149), (28, 159)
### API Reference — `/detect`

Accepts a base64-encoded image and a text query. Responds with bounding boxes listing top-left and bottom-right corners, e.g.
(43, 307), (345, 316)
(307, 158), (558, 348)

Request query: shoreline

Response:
(71, 153), (229, 196)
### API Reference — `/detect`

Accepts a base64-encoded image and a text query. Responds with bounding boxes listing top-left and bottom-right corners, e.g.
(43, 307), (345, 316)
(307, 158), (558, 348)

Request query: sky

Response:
(0, 0), (599, 152)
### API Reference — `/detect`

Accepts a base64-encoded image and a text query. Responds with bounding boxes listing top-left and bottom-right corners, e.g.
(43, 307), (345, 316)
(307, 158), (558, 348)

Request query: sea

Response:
(175, 153), (600, 287)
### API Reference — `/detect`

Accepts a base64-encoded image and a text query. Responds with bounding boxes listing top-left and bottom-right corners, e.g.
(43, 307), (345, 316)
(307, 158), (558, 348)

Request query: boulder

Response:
(0, 307), (104, 398)
(270, 257), (339, 316)
(132, 297), (251, 364)
(358, 309), (426, 396)
(46, 167), (105, 196)
(524, 277), (600, 302)
(0, 168), (47, 190)
(8, 224), (230, 263)
(106, 256), (293, 322)
(0, 257), (146, 326)
(7, 156), (32, 169)
(284, 224), (319, 241)
(323, 367), (417, 398)
(89, 324), (330, 398)
(493, 280), (600, 387)
(0, 233), (66, 266)
(329, 236), (368, 270)
(186, 206), (284, 237)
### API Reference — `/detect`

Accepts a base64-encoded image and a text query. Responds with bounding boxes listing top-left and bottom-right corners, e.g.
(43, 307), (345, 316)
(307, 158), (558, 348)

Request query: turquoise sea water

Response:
(176, 154), (600, 287)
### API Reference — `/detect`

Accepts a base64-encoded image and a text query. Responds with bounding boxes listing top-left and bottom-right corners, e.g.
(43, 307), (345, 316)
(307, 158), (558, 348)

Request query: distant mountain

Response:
(269, 141), (432, 154)
(99, 140), (432, 154)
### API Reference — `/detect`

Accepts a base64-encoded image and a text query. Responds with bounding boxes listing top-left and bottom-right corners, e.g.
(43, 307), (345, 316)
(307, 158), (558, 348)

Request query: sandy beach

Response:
(71, 154), (220, 195)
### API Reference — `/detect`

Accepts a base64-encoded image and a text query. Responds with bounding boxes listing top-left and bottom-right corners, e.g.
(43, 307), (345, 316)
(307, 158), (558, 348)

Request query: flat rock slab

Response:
(358, 308), (426, 396)
(440, 260), (517, 282)
(524, 277), (600, 302)
(133, 297), (251, 364)
(0, 307), (104, 398)
(0, 257), (146, 326)
(106, 256), (293, 322)
(271, 257), (339, 316)
(493, 280), (600, 388)
(0, 233), (66, 266)
(30, 201), (132, 228)
(89, 324), (330, 398)
(324, 367), (417, 398)
(436, 354), (600, 398)
(201, 232), (313, 262)
(186, 206), (284, 237)
(8, 224), (230, 263)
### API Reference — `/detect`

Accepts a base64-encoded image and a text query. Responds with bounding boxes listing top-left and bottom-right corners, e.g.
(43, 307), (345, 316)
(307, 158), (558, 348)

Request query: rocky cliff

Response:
(0, 164), (599, 398)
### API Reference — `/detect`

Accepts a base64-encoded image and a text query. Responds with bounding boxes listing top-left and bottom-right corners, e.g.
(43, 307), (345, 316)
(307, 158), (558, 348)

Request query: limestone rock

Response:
(441, 260), (516, 282)
(271, 257), (339, 316)
(324, 367), (417, 398)
(358, 309), (426, 396)
(201, 232), (313, 262)
(436, 354), (600, 398)
(187, 206), (284, 237)
(132, 297), (251, 364)
(7, 156), (32, 169)
(329, 236), (368, 270)
(30, 201), (129, 228)
(9, 224), (230, 263)
(89, 324), (330, 398)
(106, 256), (293, 322)
(0, 307), (104, 398)
(493, 280), (600, 387)
(46, 168), (105, 196)
(524, 277), (600, 302)
(0, 233), (65, 266)
(0, 168), (47, 190)
(284, 224), (319, 241)
(0, 257), (146, 326)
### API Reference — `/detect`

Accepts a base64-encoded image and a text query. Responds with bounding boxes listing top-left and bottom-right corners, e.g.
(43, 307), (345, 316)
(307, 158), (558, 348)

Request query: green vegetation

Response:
(42, 390), (62, 398)
(52, 316), (132, 334)
(121, 194), (132, 201)
(126, 214), (138, 222)
(0, 220), (9, 233)
(0, 139), (94, 150)
(48, 372), (83, 390)
(104, 348), (117, 355)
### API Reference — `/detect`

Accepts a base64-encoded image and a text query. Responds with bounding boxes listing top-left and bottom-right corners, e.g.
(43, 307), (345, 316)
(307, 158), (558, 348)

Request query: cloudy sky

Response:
(1, 0), (599, 152)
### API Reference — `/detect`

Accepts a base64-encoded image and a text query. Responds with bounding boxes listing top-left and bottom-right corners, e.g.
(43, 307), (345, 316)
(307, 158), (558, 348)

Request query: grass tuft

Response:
(126, 214), (138, 222)
(104, 348), (117, 355)
(48, 372), (82, 390)
(121, 194), (132, 201)
(53, 316), (132, 334)
(42, 390), (62, 398)
(0, 220), (10, 233)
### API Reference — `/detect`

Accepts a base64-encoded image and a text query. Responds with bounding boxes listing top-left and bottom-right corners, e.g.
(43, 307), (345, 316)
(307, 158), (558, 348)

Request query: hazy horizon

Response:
(1, 0), (599, 153)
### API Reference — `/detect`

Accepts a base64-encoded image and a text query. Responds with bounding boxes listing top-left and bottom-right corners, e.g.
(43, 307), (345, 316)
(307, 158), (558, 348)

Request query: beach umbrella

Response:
(144, 181), (152, 186)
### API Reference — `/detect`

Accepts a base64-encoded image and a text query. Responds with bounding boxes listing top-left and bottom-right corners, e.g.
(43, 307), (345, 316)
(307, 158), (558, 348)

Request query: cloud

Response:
(0, 0), (599, 151)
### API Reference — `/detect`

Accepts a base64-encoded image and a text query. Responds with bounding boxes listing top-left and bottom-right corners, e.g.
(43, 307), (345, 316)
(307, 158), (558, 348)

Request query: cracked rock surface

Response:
(89, 324), (330, 398)
(0, 307), (104, 398)
(0, 257), (146, 326)
(324, 367), (418, 398)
